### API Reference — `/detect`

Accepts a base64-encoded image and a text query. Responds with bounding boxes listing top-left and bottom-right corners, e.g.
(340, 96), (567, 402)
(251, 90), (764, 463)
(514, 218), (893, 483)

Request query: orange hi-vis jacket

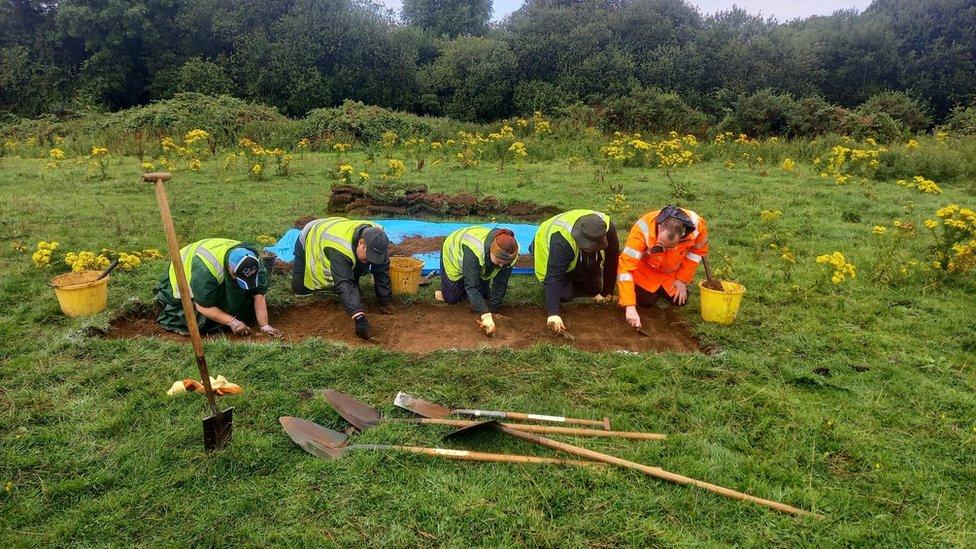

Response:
(617, 208), (708, 307)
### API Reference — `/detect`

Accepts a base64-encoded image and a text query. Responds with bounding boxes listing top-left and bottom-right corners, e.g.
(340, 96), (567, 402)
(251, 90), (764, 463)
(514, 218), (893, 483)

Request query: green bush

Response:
(599, 87), (711, 135)
(938, 104), (976, 136)
(302, 100), (446, 144)
(856, 91), (931, 134)
(512, 81), (578, 115)
(720, 89), (802, 138)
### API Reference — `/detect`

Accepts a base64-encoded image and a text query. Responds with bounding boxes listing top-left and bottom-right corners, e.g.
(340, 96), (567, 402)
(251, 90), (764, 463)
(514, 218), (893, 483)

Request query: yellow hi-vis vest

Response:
(168, 238), (240, 298)
(301, 217), (380, 290)
(533, 210), (609, 281)
(442, 226), (506, 282)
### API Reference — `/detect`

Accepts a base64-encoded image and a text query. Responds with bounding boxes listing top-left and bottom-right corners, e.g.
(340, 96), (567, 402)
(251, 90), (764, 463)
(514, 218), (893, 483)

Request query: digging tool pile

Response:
(280, 390), (822, 519)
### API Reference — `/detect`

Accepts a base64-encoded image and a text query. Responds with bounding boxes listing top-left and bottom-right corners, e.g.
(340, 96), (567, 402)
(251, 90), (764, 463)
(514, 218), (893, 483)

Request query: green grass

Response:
(1, 150), (975, 546)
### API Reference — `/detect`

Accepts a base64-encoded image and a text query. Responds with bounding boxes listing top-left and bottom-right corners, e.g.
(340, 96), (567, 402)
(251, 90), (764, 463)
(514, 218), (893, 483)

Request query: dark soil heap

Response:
(328, 184), (560, 220)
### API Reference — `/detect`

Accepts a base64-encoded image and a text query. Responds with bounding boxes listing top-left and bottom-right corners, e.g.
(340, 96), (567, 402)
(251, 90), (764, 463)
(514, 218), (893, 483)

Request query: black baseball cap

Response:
(228, 248), (260, 290)
(572, 214), (609, 251)
(362, 227), (390, 265)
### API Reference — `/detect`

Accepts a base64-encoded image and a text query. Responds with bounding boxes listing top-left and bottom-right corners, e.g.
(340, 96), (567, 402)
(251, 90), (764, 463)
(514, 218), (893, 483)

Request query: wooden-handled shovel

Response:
(145, 172), (233, 451)
(395, 392), (612, 430)
(444, 420), (821, 519)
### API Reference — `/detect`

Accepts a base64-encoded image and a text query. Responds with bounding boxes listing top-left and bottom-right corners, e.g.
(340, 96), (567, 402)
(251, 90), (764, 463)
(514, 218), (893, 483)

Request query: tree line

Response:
(1, 0), (974, 125)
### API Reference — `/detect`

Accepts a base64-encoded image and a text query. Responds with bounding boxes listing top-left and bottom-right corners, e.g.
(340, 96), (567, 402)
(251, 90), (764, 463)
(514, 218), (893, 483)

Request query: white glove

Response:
(547, 315), (565, 333)
(260, 324), (283, 338)
(229, 318), (250, 335)
(478, 313), (496, 335)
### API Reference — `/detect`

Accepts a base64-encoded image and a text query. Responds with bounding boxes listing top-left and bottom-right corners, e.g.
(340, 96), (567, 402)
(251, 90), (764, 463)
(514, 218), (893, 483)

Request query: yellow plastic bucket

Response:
(699, 280), (745, 325)
(389, 256), (424, 296)
(51, 270), (109, 317)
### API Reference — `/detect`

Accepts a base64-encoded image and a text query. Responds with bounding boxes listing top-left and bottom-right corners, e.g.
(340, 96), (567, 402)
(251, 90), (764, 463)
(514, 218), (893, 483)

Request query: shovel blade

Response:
(279, 416), (349, 451)
(202, 407), (233, 451)
(321, 389), (381, 431)
(442, 420), (501, 441)
(394, 392), (453, 419)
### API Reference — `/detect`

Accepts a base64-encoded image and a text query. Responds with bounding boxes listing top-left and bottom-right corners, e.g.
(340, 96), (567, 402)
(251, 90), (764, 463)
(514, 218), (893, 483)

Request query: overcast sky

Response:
(379, 0), (874, 22)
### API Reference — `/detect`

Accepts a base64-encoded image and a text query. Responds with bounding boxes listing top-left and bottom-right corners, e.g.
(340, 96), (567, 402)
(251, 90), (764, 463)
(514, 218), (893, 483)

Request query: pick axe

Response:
(145, 172), (233, 451)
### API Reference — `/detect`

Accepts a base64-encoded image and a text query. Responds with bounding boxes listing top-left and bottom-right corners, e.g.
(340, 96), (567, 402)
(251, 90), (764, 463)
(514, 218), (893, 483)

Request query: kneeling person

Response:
(437, 226), (520, 335)
(532, 210), (619, 334)
(155, 238), (281, 337)
(292, 217), (393, 340)
(617, 205), (708, 329)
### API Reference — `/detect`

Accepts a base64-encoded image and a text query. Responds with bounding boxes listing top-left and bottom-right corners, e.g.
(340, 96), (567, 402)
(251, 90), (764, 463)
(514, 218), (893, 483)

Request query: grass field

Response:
(2, 149), (975, 546)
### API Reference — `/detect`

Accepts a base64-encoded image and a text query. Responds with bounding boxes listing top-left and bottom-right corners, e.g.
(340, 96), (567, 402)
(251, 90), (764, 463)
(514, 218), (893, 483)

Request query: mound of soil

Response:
(106, 302), (700, 354)
(329, 184), (560, 221)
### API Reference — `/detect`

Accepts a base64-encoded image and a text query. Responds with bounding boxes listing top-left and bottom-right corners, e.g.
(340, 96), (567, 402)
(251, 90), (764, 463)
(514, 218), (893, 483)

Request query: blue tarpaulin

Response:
(264, 219), (540, 275)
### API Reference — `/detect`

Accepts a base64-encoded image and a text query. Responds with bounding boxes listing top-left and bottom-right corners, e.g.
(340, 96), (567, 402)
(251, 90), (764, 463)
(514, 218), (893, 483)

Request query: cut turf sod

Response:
(103, 302), (701, 353)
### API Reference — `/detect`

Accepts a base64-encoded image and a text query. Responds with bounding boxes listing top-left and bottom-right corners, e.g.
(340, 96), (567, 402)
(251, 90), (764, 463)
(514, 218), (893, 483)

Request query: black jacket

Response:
(542, 221), (619, 315)
(325, 225), (393, 315)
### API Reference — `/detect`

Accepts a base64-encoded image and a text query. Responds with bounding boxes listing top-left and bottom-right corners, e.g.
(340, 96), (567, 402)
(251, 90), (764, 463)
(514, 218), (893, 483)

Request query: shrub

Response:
(302, 100), (442, 144)
(938, 104), (976, 136)
(720, 89), (802, 138)
(856, 91), (931, 134)
(599, 88), (711, 135)
(512, 81), (578, 115)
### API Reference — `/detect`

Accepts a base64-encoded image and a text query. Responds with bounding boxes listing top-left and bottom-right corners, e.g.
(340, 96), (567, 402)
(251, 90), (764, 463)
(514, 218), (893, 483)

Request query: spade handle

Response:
(146, 173), (219, 417)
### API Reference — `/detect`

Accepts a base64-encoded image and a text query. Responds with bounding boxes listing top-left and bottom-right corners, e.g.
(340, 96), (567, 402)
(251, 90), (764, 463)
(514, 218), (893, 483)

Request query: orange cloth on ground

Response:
(616, 208), (708, 307)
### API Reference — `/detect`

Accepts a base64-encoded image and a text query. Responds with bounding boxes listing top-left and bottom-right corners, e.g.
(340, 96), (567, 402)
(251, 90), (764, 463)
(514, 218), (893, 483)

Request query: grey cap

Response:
(362, 226), (390, 265)
(572, 214), (609, 251)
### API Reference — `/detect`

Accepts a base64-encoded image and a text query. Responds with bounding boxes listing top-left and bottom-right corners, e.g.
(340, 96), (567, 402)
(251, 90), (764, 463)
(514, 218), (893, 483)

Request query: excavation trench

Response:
(105, 302), (702, 354)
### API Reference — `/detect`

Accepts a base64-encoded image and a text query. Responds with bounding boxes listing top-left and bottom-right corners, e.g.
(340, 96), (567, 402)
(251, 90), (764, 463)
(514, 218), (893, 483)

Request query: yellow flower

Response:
(781, 158), (796, 172)
(142, 162), (155, 172)
(183, 129), (210, 144)
(251, 163), (262, 175)
(935, 131), (948, 143)
(359, 172), (370, 180)
(297, 138), (310, 150)
(49, 148), (65, 160)
(906, 139), (918, 149)
(760, 210), (783, 223)
(117, 252), (142, 271)
(508, 141), (528, 159)
(256, 234), (278, 246)
(333, 142), (350, 152)
(188, 158), (202, 171)
(90, 147), (109, 157)
(872, 225), (887, 235)
(924, 219), (938, 229)
(339, 164), (353, 174)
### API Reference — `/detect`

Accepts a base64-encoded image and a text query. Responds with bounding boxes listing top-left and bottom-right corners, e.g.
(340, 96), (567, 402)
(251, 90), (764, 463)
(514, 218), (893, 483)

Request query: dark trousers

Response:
(635, 284), (685, 307)
(559, 260), (603, 301)
(291, 239), (312, 295)
(439, 258), (489, 305)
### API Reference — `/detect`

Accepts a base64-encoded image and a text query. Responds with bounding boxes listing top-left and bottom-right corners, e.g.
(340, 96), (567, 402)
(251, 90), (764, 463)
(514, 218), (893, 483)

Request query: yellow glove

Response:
(478, 313), (496, 335)
(547, 315), (565, 333)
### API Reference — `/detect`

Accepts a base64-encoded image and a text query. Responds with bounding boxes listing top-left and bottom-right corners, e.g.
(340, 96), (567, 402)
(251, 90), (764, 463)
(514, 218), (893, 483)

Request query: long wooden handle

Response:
(497, 425), (822, 518)
(393, 418), (665, 440)
(382, 445), (602, 467)
(702, 255), (716, 282)
(453, 409), (612, 430)
(151, 175), (219, 416)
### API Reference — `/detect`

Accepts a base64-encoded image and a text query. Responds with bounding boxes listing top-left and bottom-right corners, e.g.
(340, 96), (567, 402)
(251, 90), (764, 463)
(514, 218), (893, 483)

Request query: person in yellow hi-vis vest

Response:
(292, 217), (393, 340)
(435, 226), (520, 336)
(154, 238), (281, 337)
(531, 210), (619, 335)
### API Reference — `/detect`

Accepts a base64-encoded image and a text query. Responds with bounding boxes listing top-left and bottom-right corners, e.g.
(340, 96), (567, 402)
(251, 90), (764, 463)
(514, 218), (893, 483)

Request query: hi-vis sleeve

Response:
(675, 217), (709, 283)
(616, 217), (651, 307)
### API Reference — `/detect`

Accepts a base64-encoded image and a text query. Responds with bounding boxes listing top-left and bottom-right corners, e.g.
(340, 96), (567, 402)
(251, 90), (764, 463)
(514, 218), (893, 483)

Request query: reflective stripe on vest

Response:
(442, 226), (498, 282)
(533, 210), (609, 281)
(169, 238), (240, 298)
(302, 217), (380, 290)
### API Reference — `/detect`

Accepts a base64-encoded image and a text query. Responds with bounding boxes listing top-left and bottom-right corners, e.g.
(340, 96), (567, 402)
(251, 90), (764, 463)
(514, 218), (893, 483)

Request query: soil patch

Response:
(105, 302), (701, 354)
(328, 184), (560, 221)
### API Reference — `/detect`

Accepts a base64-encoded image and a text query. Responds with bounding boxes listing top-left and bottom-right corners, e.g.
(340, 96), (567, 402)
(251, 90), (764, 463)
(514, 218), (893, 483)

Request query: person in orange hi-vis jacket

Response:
(617, 205), (708, 329)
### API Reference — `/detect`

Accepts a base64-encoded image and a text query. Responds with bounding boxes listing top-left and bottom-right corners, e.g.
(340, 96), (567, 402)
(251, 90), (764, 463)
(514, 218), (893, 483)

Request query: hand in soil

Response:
(260, 325), (284, 338)
(229, 319), (251, 336)
(546, 315), (565, 334)
(354, 315), (372, 340)
(379, 303), (396, 315)
(592, 294), (615, 305)
(625, 306), (642, 329)
(478, 313), (496, 336)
